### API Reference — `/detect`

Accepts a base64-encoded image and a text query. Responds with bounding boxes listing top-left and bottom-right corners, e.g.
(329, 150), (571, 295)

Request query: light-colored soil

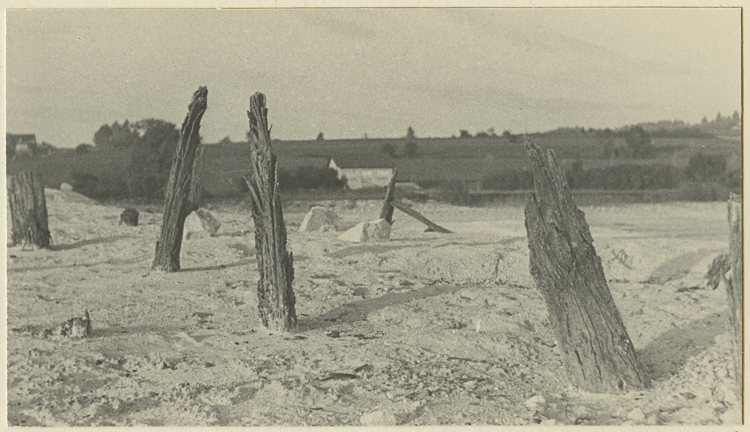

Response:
(6, 190), (740, 426)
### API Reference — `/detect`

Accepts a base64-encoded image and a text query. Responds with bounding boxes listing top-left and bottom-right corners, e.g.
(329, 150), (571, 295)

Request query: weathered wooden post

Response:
(726, 192), (742, 389)
(8, 171), (51, 249)
(379, 170), (397, 224)
(152, 86), (208, 272)
(245, 92), (297, 332)
(523, 138), (648, 393)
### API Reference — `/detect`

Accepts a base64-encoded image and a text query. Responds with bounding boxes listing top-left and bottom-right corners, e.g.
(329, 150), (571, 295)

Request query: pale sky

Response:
(5, 7), (742, 147)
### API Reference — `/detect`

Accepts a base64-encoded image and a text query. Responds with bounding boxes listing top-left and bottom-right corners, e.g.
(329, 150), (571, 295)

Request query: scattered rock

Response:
(119, 208), (139, 226)
(60, 182), (73, 192)
(299, 206), (341, 232)
(360, 410), (397, 426)
(627, 408), (646, 422)
(184, 208), (221, 239)
(339, 219), (391, 243)
(525, 395), (546, 411)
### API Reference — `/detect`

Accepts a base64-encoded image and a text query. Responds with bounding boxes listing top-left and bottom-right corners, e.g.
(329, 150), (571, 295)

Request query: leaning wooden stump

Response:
(726, 192), (742, 390)
(152, 86), (208, 272)
(523, 138), (648, 393)
(8, 170), (52, 249)
(245, 92), (297, 332)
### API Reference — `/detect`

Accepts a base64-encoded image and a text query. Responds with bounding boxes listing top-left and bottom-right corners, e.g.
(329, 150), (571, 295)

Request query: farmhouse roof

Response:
(328, 154), (396, 169)
(395, 158), (496, 182)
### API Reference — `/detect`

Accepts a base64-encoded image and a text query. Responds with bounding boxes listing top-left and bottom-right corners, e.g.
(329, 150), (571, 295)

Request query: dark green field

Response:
(6, 134), (741, 198)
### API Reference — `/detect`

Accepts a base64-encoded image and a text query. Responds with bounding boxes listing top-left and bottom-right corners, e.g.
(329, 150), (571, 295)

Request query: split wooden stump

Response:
(245, 92), (297, 332)
(152, 86), (208, 272)
(523, 138), (648, 393)
(8, 170), (51, 249)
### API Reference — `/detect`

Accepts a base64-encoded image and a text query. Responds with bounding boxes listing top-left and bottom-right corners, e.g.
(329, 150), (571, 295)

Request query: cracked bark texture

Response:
(8, 170), (51, 249)
(152, 87), (208, 272)
(245, 92), (297, 332)
(523, 138), (648, 393)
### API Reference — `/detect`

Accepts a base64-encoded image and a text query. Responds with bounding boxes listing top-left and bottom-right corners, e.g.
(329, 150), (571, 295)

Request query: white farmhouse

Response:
(328, 155), (395, 190)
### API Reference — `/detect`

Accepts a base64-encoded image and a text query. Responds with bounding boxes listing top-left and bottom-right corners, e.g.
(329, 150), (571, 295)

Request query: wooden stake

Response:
(391, 200), (452, 233)
(245, 92), (297, 332)
(7, 171), (51, 249)
(379, 170), (397, 223)
(524, 137), (648, 393)
(152, 87), (208, 272)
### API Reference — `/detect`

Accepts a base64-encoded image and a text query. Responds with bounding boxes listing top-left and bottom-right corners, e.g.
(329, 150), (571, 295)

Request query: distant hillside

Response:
(7, 133), (740, 198)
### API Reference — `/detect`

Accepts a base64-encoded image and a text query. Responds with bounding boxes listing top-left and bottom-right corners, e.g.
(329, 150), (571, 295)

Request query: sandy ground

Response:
(5, 189), (741, 426)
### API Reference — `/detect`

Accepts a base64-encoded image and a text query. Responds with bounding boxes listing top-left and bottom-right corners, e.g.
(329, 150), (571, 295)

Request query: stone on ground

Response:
(184, 208), (221, 239)
(60, 182), (73, 192)
(525, 395), (546, 411)
(338, 219), (391, 243)
(360, 410), (397, 426)
(299, 206), (340, 232)
(120, 208), (139, 227)
(627, 407), (646, 422)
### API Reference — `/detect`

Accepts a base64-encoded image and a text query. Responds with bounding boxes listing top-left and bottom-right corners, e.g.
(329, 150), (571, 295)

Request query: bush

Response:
(685, 152), (727, 182)
(481, 170), (534, 190)
(279, 166), (347, 190)
(70, 172), (128, 200)
(236, 166), (347, 193)
(76, 143), (94, 154)
(572, 164), (680, 190)
(434, 181), (470, 205)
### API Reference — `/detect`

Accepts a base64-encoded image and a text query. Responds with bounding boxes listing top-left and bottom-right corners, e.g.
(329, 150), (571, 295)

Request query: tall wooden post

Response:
(8, 171), (51, 249)
(245, 92), (297, 332)
(523, 138), (648, 393)
(152, 87), (208, 272)
(727, 192), (742, 389)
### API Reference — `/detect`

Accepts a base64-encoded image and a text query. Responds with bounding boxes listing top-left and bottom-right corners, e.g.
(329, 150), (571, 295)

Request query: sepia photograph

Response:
(4, 4), (744, 427)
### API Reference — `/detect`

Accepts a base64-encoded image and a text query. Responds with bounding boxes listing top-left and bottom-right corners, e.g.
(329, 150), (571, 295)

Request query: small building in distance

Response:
(6, 134), (37, 159)
(328, 155), (396, 190)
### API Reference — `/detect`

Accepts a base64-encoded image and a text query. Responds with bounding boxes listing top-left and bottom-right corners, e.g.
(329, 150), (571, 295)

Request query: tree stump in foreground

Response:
(726, 192), (742, 389)
(152, 86), (208, 272)
(245, 92), (297, 332)
(523, 138), (648, 393)
(8, 171), (51, 249)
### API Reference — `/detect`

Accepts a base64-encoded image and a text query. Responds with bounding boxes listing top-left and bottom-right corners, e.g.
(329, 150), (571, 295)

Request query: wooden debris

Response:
(391, 200), (452, 233)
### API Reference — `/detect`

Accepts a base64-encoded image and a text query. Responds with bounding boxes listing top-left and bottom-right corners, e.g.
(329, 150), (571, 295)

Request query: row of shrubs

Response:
(480, 153), (739, 192)
(70, 166), (347, 201)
